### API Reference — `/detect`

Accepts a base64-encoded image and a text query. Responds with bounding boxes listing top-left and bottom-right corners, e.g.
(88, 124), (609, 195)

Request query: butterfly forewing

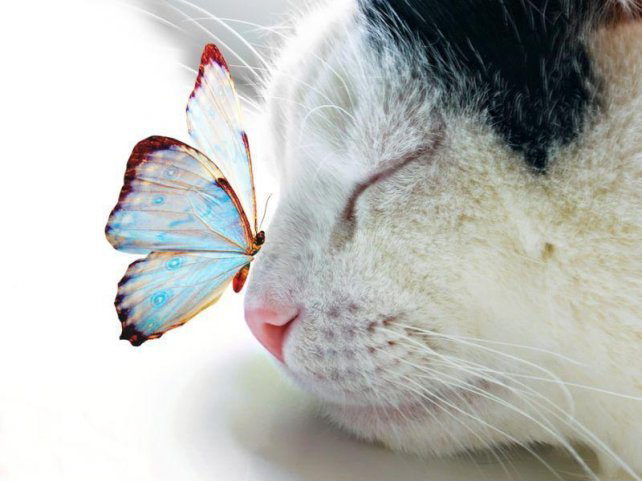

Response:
(187, 44), (258, 235)
(106, 136), (252, 254)
(117, 252), (252, 345)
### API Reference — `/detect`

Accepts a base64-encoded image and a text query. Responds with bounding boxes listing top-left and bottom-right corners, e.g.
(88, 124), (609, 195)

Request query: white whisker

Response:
(382, 329), (639, 479)
(395, 323), (642, 401)
(382, 325), (577, 420)
(122, 1), (186, 33)
(380, 349), (596, 480)
(381, 368), (567, 480)
(378, 365), (518, 477)
(173, 0), (272, 71)
(162, 2), (264, 82)
(398, 323), (585, 365)
(390, 324), (577, 415)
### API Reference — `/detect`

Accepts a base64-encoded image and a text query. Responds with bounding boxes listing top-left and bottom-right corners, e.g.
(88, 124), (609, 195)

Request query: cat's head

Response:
(244, 0), (641, 464)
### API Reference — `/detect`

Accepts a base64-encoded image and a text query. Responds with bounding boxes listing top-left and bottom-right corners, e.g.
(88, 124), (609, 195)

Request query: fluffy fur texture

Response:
(244, 0), (641, 478)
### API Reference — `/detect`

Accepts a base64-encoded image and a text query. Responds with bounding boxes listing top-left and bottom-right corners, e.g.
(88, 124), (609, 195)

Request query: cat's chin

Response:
(326, 381), (499, 422)
(319, 399), (465, 456)
(324, 400), (431, 426)
(286, 366), (506, 440)
(319, 386), (508, 458)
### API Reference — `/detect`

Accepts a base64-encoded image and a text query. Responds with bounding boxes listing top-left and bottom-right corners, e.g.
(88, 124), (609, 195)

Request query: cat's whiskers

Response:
(432, 353), (642, 402)
(405, 368), (521, 479)
(134, 0), (359, 155)
(369, 362), (518, 478)
(159, 1), (265, 83)
(124, 1), (185, 33)
(379, 328), (639, 479)
(379, 365), (567, 480)
(390, 324), (577, 412)
(173, 0), (272, 71)
(189, 5), (359, 139)
(177, 4), (357, 110)
(185, 16), (291, 35)
(380, 325), (577, 420)
(394, 323), (642, 401)
(378, 349), (594, 480)
(406, 357), (595, 477)
(360, 360), (416, 450)
(113, 2), (263, 114)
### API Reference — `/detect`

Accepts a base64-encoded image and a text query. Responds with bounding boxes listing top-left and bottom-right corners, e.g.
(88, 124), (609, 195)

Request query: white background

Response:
(0, 1), (587, 479)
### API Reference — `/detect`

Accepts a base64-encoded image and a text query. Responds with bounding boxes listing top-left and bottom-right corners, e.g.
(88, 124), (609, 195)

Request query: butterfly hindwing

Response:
(117, 251), (252, 345)
(187, 44), (258, 235)
(106, 136), (252, 254)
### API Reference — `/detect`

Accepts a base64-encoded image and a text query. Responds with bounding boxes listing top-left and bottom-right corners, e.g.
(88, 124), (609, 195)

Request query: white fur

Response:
(245, 2), (642, 478)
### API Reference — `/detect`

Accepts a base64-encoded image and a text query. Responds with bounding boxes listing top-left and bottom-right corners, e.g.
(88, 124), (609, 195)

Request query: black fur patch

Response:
(362, 0), (601, 171)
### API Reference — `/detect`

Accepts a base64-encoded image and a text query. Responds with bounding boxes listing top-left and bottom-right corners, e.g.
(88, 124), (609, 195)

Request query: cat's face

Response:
(245, 0), (641, 468)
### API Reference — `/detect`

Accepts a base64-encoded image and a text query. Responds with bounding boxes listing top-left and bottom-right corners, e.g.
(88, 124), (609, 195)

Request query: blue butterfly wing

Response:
(116, 251), (252, 345)
(187, 44), (258, 235)
(106, 45), (261, 345)
(106, 136), (252, 254)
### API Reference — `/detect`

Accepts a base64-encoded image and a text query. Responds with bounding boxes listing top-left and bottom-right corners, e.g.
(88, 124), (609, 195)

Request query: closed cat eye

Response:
(330, 136), (442, 250)
(342, 130), (444, 224)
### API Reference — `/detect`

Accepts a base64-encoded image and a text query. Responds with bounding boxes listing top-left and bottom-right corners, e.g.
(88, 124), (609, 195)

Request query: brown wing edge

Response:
(115, 255), (246, 347)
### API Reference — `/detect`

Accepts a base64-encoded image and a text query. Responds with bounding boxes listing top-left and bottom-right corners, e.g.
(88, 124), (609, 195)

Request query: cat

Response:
(242, 0), (642, 478)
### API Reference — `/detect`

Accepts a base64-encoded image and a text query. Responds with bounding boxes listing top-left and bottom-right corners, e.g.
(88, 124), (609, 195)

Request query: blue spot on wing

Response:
(168, 214), (194, 228)
(115, 252), (252, 345)
(167, 257), (182, 270)
(151, 290), (170, 308)
(104, 136), (250, 255)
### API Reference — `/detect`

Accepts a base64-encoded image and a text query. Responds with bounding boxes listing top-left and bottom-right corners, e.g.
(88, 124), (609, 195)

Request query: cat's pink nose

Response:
(244, 305), (299, 362)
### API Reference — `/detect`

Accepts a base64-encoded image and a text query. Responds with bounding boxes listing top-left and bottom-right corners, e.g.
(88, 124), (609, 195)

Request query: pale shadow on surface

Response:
(173, 353), (594, 481)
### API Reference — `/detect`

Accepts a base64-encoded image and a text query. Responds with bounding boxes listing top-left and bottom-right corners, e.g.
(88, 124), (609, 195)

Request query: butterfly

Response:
(105, 44), (265, 346)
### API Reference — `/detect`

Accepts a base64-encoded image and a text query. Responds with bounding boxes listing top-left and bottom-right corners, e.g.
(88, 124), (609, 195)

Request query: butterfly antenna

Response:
(259, 193), (273, 231)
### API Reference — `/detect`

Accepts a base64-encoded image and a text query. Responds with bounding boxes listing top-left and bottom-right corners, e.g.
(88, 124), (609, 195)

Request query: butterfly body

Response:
(106, 45), (262, 346)
(233, 230), (265, 293)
